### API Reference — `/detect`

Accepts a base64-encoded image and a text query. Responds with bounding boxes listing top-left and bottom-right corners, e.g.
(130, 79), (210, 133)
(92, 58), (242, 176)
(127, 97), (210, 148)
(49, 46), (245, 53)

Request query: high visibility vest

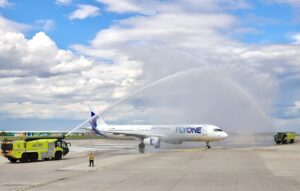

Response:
(89, 153), (94, 160)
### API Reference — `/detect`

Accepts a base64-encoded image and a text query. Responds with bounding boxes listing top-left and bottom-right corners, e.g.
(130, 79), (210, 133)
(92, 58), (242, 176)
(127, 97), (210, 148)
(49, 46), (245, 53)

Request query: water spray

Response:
(66, 68), (200, 136)
(66, 67), (273, 135)
(222, 77), (274, 128)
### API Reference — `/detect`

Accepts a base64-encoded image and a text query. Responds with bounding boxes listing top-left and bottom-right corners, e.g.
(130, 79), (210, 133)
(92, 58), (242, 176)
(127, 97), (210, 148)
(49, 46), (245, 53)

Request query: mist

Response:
(102, 47), (277, 134)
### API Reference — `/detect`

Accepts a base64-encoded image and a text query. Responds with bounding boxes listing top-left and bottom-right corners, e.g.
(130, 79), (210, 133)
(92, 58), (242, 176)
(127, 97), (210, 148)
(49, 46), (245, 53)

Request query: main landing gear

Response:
(139, 138), (145, 153)
(206, 142), (211, 149)
(154, 143), (160, 149)
(139, 142), (145, 149)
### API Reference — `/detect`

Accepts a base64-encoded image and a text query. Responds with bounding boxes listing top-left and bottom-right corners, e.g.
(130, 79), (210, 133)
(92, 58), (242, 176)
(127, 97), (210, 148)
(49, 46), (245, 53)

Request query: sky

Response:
(0, 0), (300, 133)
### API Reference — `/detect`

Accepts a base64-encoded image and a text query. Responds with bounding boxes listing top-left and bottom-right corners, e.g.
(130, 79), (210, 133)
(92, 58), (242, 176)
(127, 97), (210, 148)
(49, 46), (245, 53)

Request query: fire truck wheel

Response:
(30, 153), (38, 162)
(55, 151), (62, 160)
(21, 154), (29, 163)
(9, 158), (17, 163)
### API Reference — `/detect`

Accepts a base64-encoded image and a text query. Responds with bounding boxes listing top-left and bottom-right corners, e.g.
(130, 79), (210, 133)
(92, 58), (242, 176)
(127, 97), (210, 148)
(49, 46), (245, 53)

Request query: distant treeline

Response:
(0, 131), (97, 137)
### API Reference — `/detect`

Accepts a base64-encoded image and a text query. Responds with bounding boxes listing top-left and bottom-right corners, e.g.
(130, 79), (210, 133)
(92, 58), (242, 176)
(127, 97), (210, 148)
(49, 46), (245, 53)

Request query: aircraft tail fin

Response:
(66, 110), (107, 137)
(90, 111), (107, 130)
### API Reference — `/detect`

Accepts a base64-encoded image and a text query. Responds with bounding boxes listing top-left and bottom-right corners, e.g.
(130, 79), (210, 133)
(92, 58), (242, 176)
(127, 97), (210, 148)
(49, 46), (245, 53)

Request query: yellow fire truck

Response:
(0, 137), (70, 163)
(274, 132), (296, 144)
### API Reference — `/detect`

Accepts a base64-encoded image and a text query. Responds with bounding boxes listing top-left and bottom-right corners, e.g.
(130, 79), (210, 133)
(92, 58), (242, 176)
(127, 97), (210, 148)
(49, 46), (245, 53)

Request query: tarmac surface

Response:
(1, 137), (300, 191)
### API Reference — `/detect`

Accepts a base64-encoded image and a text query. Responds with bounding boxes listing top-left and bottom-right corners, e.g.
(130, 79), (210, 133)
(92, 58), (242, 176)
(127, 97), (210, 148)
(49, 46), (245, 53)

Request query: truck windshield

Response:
(56, 141), (62, 147)
(62, 141), (67, 149)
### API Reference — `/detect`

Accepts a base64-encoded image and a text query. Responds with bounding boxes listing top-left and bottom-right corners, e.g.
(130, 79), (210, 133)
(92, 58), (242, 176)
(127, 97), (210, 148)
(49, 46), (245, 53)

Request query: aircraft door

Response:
(202, 127), (208, 136)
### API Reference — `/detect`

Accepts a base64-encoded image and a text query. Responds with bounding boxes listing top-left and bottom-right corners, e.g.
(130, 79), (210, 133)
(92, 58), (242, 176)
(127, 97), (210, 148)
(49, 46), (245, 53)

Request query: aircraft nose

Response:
(223, 132), (228, 138)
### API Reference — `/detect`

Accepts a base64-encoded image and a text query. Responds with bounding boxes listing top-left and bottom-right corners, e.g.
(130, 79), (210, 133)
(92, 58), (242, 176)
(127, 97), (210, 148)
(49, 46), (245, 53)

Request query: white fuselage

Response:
(95, 124), (228, 143)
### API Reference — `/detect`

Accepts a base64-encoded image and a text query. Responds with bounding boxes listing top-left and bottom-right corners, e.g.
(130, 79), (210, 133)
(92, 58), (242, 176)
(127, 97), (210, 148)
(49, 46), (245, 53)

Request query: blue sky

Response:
(1, 0), (299, 47)
(1, 0), (120, 48)
(0, 0), (300, 132)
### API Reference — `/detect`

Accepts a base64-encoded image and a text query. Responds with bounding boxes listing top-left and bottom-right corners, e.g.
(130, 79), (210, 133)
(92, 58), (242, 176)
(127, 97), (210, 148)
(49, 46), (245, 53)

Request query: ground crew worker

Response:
(89, 152), (95, 167)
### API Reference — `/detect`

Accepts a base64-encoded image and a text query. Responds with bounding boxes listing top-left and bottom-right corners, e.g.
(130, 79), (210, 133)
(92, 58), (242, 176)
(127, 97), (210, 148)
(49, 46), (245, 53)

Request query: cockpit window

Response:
(213, 129), (223, 132)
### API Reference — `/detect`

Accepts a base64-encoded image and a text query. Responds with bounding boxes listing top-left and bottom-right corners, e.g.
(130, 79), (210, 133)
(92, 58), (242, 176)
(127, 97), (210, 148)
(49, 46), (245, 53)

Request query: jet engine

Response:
(144, 137), (160, 148)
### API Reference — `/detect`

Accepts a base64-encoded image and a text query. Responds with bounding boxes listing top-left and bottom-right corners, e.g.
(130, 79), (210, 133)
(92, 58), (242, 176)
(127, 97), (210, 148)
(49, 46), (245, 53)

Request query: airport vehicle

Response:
(72, 111), (228, 150)
(0, 136), (70, 163)
(274, 132), (296, 144)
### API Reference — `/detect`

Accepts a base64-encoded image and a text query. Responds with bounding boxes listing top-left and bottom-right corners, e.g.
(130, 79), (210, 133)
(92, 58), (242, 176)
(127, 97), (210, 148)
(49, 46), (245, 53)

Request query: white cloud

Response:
(97, 0), (251, 15)
(0, 31), (94, 77)
(97, 0), (150, 14)
(292, 33), (300, 44)
(286, 101), (300, 116)
(0, 17), (143, 121)
(69, 4), (100, 20)
(0, 0), (9, 8)
(1, 1), (300, 133)
(0, 16), (30, 32)
(86, 12), (236, 50)
(274, 117), (300, 132)
(71, 0), (300, 133)
(55, 0), (72, 6)
(35, 19), (55, 32)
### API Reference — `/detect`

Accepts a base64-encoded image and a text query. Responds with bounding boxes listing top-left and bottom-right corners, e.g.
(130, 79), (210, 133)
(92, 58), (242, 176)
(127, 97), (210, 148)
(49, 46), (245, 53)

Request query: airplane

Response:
(82, 111), (228, 151)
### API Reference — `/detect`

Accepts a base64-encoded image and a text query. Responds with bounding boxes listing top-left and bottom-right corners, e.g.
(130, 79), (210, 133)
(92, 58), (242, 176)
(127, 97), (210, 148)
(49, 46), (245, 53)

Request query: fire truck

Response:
(1, 136), (70, 163)
(274, 132), (296, 144)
